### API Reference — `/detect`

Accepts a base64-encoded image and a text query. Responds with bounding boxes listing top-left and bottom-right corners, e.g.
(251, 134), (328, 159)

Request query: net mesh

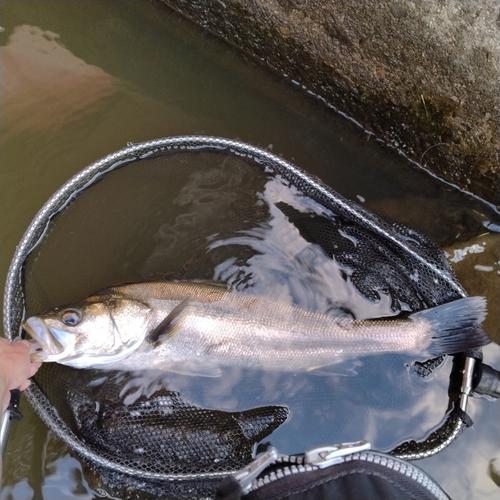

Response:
(34, 365), (288, 476)
(3, 136), (468, 485)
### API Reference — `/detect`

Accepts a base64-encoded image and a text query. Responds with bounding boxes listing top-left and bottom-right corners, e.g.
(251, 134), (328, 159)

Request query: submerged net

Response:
(4, 137), (469, 486)
(35, 364), (288, 476)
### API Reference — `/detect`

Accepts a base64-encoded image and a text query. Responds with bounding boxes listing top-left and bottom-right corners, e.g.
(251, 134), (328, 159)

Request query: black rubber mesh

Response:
(274, 202), (443, 311)
(3, 137), (468, 486)
(34, 365), (288, 476)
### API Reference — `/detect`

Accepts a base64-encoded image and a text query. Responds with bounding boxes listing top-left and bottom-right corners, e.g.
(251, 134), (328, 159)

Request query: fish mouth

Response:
(22, 317), (65, 359)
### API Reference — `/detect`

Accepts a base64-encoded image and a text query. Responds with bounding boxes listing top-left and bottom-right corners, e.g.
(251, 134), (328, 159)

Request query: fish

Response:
(23, 281), (491, 377)
(66, 370), (289, 474)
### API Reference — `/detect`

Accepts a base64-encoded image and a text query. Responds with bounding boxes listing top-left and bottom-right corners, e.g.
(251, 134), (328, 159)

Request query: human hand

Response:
(0, 337), (42, 412)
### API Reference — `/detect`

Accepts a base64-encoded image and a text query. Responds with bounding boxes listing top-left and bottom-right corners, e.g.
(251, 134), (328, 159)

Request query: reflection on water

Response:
(445, 232), (500, 341)
(1, 1), (499, 499)
(209, 177), (396, 319)
(418, 342), (500, 500)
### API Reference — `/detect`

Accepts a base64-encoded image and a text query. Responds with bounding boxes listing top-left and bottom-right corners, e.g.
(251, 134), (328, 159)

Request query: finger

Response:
(17, 340), (32, 353)
(29, 362), (42, 377)
(6, 339), (31, 355)
(18, 380), (31, 391)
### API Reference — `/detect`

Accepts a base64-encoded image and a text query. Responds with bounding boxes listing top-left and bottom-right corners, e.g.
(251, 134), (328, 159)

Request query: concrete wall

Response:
(160, 0), (500, 209)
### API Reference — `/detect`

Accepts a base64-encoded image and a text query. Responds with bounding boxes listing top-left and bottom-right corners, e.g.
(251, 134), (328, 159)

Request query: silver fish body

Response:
(23, 281), (490, 376)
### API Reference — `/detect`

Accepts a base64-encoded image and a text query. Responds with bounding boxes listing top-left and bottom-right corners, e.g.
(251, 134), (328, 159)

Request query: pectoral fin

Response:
(147, 297), (190, 348)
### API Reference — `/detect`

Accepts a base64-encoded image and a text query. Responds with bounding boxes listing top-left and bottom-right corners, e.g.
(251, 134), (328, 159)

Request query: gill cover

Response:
(68, 294), (154, 367)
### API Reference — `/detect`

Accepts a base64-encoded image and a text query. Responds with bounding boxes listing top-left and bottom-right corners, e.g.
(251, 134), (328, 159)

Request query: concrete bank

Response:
(159, 0), (500, 209)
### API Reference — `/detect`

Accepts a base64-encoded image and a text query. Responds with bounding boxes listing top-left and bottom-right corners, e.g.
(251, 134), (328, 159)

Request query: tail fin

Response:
(410, 296), (491, 356)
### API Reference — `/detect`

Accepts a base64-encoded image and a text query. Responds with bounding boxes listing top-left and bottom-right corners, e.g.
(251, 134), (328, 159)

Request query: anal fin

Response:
(308, 359), (363, 377)
(162, 361), (223, 377)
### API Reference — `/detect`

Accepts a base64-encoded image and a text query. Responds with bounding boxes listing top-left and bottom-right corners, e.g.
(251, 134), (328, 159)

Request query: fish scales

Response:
(23, 281), (491, 375)
(120, 285), (416, 371)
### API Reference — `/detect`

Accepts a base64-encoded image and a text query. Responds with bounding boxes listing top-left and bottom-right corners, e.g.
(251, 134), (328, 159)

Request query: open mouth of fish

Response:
(22, 317), (65, 360)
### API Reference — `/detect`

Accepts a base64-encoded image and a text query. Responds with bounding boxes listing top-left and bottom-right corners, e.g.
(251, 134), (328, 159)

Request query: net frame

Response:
(3, 136), (471, 480)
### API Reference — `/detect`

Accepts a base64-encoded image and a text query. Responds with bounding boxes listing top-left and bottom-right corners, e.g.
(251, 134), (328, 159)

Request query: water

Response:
(1, 1), (499, 499)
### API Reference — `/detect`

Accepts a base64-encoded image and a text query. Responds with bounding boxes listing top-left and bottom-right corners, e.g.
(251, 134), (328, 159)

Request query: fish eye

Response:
(61, 309), (82, 326)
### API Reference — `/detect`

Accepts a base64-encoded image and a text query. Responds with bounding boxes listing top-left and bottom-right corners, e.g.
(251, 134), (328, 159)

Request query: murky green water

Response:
(1, 1), (499, 499)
